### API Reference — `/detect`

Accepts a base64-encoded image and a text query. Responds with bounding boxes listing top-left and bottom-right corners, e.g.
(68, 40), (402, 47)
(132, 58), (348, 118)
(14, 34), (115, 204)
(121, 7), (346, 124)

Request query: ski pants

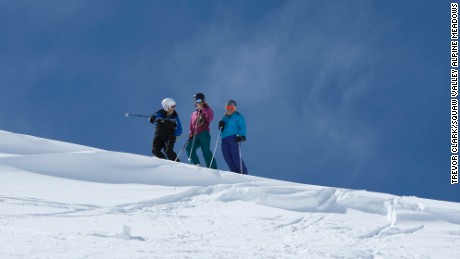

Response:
(221, 135), (247, 174)
(152, 134), (178, 161)
(185, 131), (217, 169)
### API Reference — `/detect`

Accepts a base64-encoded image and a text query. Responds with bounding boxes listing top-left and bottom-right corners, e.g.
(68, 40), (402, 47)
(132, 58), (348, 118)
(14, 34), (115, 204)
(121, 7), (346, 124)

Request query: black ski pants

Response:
(152, 134), (178, 161)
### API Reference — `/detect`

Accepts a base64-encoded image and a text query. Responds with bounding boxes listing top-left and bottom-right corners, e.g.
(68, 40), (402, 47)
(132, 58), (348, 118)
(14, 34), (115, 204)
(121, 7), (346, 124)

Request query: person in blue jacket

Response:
(149, 98), (182, 161)
(218, 100), (248, 174)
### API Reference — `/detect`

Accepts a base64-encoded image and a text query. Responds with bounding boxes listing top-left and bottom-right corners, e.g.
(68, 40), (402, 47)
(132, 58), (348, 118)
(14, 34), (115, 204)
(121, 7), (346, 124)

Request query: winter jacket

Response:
(150, 109), (182, 137)
(189, 103), (213, 136)
(220, 112), (246, 139)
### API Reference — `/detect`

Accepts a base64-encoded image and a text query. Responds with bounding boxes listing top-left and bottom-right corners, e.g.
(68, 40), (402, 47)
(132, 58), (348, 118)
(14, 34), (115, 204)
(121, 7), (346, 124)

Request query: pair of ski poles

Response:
(184, 114), (221, 170)
(211, 129), (245, 174)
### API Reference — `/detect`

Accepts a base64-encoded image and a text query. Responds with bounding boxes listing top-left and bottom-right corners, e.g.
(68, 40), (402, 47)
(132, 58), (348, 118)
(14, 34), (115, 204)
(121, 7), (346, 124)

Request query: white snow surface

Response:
(0, 129), (459, 259)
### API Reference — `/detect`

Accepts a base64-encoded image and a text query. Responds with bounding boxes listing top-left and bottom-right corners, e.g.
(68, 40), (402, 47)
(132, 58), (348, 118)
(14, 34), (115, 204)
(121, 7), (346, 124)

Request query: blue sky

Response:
(0, 0), (457, 202)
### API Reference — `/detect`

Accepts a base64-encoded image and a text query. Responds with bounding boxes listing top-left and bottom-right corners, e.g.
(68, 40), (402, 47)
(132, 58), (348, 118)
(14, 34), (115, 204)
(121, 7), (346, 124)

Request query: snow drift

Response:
(1, 129), (459, 258)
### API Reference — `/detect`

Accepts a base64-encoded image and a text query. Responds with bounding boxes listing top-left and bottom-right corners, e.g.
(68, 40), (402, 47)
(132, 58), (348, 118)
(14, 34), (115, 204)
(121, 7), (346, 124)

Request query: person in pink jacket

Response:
(185, 93), (217, 169)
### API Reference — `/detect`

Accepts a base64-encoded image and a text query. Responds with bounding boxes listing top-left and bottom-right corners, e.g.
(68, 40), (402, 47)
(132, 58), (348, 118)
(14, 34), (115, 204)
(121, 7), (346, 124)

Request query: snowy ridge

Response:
(1, 130), (459, 258)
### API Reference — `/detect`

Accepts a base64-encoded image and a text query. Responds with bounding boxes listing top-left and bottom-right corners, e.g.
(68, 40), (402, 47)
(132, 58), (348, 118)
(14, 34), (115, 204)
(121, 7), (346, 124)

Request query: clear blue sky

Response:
(1, 0), (457, 202)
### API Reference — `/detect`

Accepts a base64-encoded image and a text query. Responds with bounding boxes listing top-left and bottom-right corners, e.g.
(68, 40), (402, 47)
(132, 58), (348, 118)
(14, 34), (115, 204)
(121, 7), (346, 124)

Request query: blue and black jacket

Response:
(150, 109), (182, 137)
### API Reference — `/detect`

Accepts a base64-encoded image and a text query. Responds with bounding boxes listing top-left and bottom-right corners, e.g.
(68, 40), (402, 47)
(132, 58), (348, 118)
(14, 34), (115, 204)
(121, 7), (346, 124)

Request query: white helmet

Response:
(161, 98), (176, 112)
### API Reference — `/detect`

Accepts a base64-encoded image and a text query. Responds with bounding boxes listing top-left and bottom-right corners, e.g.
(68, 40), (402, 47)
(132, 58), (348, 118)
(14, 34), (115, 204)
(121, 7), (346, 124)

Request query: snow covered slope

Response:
(1, 129), (459, 258)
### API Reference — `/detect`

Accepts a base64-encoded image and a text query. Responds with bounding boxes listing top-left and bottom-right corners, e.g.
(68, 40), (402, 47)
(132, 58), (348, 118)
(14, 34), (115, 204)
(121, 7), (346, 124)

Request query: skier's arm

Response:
(238, 114), (247, 138)
(150, 110), (164, 124)
(201, 107), (214, 123)
(149, 114), (157, 124)
(175, 116), (183, 136)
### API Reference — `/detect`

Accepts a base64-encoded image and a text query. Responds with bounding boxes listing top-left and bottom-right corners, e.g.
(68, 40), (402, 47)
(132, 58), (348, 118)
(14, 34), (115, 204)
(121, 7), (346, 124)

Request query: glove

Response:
(218, 120), (225, 130)
(197, 114), (205, 126)
(188, 133), (194, 140)
(149, 115), (155, 124)
(236, 136), (246, 142)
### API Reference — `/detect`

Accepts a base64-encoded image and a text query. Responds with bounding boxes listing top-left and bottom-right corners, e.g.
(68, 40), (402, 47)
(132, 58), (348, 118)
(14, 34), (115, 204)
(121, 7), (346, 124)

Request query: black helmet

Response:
(194, 93), (205, 101)
(226, 100), (237, 106)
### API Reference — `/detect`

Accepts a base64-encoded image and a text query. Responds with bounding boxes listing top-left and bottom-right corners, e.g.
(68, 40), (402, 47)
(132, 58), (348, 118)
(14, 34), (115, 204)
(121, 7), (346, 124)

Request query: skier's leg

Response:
(185, 136), (201, 165)
(165, 137), (178, 161)
(152, 135), (167, 159)
(228, 136), (246, 174)
(241, 160), (248, 174)
(222, 136), (238, 172)
(199, 131), (217, 169)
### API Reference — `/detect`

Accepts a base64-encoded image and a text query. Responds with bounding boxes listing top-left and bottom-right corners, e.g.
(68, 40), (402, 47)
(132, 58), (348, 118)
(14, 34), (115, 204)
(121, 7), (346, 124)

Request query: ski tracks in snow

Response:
(2, 176), (460, 258)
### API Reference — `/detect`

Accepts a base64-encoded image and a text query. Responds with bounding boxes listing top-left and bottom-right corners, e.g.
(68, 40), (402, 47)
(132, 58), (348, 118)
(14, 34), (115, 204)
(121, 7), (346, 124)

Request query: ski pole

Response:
(125, 113), (150, 118)
(238, 141), (243, 174)
(175, 139), (190, 162)
(209, 128), (222, 169)
(188, 113), (201, 162)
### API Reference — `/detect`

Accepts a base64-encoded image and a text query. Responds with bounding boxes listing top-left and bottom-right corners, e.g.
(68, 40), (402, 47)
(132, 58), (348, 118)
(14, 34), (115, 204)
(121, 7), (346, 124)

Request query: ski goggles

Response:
(170, 105), (176, 109)
(195, 99), (203, 104)
(225, 105), (236, 111)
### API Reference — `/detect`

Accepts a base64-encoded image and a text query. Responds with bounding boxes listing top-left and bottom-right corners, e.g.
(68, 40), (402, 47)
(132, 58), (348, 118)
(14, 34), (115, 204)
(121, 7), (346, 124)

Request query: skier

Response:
(149, 98), (182, 161)
(185, 93), (217, 169)
(218, 100), (248, 174)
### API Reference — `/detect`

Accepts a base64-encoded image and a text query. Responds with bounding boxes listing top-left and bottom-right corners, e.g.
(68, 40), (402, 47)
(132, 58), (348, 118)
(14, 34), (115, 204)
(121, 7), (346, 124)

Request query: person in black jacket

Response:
(149, 98), (182, 161)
